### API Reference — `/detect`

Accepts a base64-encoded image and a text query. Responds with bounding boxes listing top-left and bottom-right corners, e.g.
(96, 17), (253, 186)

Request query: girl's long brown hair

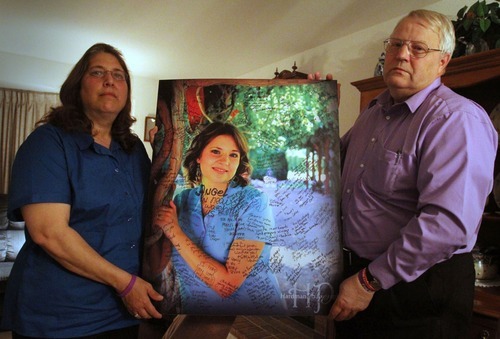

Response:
(183, 122), (252, 187)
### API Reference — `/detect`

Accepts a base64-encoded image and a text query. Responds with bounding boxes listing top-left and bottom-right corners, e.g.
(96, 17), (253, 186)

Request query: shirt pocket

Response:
(362, 145), (407, 196)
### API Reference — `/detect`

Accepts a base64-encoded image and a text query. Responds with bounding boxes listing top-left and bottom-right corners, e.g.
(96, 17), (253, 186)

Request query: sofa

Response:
(0, 193), (25, 289)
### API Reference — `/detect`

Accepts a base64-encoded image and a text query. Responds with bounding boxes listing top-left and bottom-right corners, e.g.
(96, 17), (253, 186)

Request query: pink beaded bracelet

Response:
(118, 275), (137, 298)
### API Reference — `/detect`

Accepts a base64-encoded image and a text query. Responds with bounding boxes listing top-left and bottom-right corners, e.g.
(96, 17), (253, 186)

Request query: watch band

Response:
(365, 267), (382, 291)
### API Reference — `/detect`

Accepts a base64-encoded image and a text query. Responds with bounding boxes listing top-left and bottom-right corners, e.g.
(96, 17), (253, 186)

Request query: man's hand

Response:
(307, 72), (333, 80)
(329, 272), (375, 321)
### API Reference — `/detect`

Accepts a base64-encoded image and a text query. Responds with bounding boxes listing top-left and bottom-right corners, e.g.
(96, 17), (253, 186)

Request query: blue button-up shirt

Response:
(341, 78), (498, 289)
(4, 123), (150, 337)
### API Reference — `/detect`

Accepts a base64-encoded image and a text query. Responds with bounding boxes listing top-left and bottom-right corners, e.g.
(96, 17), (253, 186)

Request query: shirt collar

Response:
(404, 78), (441, 113)
(74, 132), (121, 153)
(370, 77), (442, 113)
(74, 132), (95, 150)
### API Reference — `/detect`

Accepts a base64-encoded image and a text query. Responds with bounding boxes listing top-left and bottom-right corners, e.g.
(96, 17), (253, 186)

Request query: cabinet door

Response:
(470, 313), (499, 339)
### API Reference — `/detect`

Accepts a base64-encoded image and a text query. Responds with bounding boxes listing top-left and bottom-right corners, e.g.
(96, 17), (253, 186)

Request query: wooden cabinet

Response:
(469, 312), (499, 339)
(474, 214), (500, 338)
(352, 48), (500, 338)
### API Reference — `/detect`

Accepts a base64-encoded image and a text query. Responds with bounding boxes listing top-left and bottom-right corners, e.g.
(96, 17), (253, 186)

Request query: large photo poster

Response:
(142, 79), (342, 316)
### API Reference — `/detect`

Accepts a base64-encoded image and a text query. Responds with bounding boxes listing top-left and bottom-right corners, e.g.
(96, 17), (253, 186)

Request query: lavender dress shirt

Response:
(341, 78), (498, 289)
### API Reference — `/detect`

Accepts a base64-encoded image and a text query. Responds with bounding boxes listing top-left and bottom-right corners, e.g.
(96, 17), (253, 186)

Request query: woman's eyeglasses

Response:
(87, 68), (127, 81)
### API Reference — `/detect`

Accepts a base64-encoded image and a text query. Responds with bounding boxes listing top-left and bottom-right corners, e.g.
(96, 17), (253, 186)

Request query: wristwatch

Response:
(365, 267), (382, 291)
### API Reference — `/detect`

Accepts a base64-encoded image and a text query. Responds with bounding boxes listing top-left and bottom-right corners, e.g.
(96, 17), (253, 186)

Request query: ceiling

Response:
(1, 0), (441, 80)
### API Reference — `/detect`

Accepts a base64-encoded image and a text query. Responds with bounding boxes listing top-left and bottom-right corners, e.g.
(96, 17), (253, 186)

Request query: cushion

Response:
(6, 229), (25, 261)
(0, 194), (8, 230)
(0, 210), (8, 230)
(9, 220), (25, 230)
(0, 231), (7, 261)
(0, 262), (14, 281)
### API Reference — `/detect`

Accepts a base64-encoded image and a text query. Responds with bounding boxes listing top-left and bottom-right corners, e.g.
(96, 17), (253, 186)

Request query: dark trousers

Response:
(13, 325), (139, 339)
(336, 250), (475, 339)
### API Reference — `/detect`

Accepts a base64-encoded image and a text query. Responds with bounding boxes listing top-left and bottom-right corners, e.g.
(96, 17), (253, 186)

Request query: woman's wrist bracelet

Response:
(117, 275), (137, 298)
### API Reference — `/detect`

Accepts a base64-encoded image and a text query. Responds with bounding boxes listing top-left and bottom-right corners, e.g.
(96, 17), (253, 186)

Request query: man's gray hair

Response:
(397, 9), (456, 55)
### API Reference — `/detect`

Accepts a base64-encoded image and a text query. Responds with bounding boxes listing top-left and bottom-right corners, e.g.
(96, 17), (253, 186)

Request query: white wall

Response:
(129, 76), (158, 159)
(0, 51), (69, 92)
(0, 50), (159, 158)
(0, 0), (476, 157)
(241, 0), (477, 137)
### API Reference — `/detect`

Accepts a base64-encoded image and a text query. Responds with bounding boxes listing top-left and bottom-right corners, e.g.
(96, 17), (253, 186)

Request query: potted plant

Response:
(452, 0), (500, 57)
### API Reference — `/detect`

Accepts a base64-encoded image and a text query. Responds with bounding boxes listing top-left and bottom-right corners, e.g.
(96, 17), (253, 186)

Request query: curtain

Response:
(0, 88), (59, 194)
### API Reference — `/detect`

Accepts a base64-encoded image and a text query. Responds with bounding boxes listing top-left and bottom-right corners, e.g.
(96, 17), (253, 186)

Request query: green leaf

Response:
(479, 18), (491, 32)
(490, 8), (500, 24)
(463, 17), (474, 31)
(457, 5), (468, 18)
(488, 2), (499, 10)
(477, 1), (487, 17)
(469, 1), (480, 14)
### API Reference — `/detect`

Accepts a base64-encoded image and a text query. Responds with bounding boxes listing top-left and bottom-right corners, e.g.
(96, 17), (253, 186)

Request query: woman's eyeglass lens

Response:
(88, 68), (127, 81)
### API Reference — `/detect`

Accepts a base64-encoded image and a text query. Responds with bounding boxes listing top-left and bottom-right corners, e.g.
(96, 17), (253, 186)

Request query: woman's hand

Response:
(148, 125), (158, 145)
(120, 275), (164, 319)
(155, 201), (180, 240)
(22, 202), (164, 319)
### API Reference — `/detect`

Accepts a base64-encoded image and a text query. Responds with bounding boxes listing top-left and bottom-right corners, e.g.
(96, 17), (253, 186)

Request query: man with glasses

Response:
(329, 9), (498, 338)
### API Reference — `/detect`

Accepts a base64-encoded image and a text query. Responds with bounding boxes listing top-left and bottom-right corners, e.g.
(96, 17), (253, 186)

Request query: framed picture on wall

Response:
(143, 78), (342, 317)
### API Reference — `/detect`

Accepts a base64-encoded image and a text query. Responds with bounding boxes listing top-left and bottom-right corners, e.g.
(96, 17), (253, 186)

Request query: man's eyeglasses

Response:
(383, 38), (443, 58)
(87, 68), (127, 81)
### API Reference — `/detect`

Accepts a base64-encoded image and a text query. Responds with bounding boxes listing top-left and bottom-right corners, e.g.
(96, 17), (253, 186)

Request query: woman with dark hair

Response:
(3, 43), (163, 338)
(156, 121), (284, 316)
